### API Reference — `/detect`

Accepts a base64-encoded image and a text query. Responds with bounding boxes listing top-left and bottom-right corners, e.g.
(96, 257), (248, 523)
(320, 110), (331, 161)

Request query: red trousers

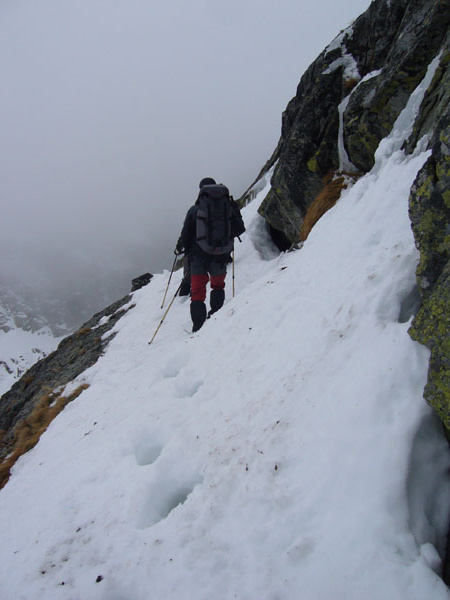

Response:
(191, 273), (226, 302)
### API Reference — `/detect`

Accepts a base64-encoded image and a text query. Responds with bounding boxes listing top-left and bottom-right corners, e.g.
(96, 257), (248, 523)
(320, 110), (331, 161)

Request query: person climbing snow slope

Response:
(176, 177), (245, 332)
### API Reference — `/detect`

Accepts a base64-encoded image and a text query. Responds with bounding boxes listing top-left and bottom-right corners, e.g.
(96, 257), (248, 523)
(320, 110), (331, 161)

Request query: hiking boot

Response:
(190, 300), (207, 332)
(208, 289), (225, 317)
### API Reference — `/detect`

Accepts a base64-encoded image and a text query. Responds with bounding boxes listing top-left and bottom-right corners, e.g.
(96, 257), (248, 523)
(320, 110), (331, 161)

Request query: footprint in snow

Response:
(137, 472), (203, 529)
(161, 349), (189, 378)
(175, 375), (204, 398)
(134, 438), (164, 467)
(132, 428), (168, 466)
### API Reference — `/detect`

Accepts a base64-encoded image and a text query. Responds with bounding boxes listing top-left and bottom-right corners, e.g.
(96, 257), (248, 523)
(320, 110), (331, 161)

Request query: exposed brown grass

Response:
(0, 384), (89, 490)
(76, 326), (91, 337)
(22, 373), (34, 387)
(300, 172), (348, 242)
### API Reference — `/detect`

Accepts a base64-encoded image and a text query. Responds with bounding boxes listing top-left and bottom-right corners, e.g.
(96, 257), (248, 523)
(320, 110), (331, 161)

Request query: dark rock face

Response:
(256, 52), (343, 243)
(252, 0), (450, 246)
(408, 45), (450, 432)
(0, 293), (134, 458)
(345, 0), (450, 172)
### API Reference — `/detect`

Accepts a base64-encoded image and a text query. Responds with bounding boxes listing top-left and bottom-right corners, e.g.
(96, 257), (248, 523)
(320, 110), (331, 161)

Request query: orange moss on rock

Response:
(300, 172), (349, 242)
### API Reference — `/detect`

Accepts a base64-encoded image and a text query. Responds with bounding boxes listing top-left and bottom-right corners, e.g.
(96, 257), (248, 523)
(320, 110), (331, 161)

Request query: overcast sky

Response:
(0, 0), (370, 301)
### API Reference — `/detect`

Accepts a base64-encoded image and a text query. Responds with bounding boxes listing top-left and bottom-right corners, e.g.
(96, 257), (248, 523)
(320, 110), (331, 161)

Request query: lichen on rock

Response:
(409, 261), (450, 429)
(408, 45), (450, 434)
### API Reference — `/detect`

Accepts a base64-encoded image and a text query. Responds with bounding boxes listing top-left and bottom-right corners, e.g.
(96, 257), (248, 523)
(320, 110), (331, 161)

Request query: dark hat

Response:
(199, 177), (216, 188)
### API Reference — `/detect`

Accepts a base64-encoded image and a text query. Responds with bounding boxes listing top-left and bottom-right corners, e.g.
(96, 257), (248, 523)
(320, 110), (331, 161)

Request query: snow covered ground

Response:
(0, 60), (449, 600)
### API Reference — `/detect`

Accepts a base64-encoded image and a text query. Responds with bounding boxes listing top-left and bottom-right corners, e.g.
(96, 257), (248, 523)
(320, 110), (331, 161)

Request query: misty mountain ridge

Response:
(1, 0), (450, 598)
(1, 256), (140, 336)
(0, 283), (50, 334)
(0, 268), (146, 396)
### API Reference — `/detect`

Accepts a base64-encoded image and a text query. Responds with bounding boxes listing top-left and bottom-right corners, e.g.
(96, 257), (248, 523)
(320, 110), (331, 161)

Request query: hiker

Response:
(175, 177), (245, 332)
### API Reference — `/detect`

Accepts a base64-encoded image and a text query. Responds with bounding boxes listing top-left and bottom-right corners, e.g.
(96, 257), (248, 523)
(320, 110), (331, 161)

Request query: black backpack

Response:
(196, 184), (234, 255)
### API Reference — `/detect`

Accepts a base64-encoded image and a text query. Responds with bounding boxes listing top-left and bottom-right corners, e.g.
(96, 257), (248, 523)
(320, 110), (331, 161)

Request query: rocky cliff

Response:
(242, 0), (450, 440)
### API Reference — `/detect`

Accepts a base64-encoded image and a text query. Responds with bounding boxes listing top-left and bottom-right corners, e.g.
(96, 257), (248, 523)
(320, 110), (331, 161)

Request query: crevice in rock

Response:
(398, 284), (422, 323)
(268, 224), (292, 252)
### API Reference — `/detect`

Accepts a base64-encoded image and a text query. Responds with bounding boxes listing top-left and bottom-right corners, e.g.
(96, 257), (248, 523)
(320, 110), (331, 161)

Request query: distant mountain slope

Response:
(0, 284), (60, 395)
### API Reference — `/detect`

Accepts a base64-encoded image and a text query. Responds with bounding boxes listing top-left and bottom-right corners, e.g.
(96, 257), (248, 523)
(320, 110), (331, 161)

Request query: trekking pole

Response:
(232, 250), (235, 297)
(149, 282), (182, 345)
(161, 254), (178, 309)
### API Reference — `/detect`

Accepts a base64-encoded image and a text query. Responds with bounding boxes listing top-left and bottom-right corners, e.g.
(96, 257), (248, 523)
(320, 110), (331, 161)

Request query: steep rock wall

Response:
(250, 0), (449, 245)
(345, 0), (449, 172)
(407, 41), (450, 434)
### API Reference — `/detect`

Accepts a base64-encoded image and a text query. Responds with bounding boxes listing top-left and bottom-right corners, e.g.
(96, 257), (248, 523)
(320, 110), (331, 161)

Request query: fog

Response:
(0, 0), (369, 329)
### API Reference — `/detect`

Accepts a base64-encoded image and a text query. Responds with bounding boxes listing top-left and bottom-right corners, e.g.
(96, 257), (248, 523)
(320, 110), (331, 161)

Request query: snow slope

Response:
(0, 60), (449, 599)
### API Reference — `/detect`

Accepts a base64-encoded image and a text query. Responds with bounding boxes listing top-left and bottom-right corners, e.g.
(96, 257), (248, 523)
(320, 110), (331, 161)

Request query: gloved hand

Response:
(174, 243), (184, 255)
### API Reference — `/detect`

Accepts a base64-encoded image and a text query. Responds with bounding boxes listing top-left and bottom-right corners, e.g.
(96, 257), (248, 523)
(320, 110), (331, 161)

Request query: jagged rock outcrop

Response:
(131, 272), (153, 291)
(0, 293), (134, 459)
(248, 0), (450, 248)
